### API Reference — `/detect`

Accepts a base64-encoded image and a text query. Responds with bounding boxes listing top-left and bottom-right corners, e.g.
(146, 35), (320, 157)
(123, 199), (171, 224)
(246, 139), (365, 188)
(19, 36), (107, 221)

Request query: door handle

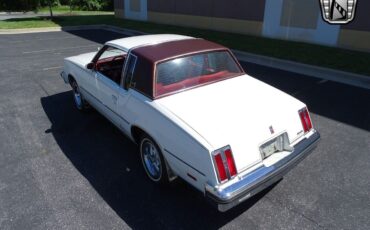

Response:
(112, 95), (118, 104)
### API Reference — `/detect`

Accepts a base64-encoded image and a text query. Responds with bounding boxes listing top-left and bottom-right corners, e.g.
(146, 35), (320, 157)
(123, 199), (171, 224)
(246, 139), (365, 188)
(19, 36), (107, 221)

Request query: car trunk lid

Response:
(156, 75), (306, 172)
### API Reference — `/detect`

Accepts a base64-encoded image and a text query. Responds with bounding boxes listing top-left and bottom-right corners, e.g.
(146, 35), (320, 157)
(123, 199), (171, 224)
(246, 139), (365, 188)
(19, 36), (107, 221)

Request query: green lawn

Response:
(0, 17), (58, 29)
(1, 15), (369, 76)
(37, 5), (113, 15)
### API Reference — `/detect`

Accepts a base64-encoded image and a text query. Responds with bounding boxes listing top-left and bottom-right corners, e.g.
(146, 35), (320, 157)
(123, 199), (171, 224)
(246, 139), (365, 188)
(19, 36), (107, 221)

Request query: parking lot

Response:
(0, 29), (369, 229)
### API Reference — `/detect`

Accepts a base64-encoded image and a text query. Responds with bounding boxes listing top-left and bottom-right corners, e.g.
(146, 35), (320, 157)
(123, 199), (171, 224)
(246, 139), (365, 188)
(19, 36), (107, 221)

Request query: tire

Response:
(139, 135), (169, 184)
(70, 80), (90, 111)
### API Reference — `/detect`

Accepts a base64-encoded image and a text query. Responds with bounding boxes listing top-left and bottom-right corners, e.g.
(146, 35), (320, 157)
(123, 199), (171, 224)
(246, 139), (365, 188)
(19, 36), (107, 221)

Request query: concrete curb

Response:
(0, 24), (108, 34)
(1, 24), (369, 89)
(0, 24), (142, 35)
(232, 50), (370, 90)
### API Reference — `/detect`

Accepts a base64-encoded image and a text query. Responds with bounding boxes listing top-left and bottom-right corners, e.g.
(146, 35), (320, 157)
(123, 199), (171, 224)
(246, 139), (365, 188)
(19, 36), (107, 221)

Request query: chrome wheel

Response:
(71, 81), (83, 110)
(141, 138), (162, 181)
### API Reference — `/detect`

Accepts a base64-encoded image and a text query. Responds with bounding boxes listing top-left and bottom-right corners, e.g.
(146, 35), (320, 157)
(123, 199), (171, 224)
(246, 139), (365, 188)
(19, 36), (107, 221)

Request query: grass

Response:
(1, 14), (369, 76)
(37, 5), (113, 15)
(0, 17), (58, 29)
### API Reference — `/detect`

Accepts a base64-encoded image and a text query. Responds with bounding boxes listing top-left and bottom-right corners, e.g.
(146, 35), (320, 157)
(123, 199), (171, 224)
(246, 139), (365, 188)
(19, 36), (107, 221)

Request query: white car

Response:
(60, 34), (320, 211)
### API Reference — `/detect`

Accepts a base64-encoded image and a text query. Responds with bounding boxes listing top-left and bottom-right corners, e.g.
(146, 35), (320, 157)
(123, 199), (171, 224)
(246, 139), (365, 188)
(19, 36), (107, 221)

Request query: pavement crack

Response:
(265, 195), (328, 230)
(37, 81), (50, 96)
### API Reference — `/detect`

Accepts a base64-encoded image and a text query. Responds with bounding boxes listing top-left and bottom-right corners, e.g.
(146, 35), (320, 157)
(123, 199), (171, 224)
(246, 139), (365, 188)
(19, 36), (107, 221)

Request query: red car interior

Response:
(96, 55), (126, 84)
(155, 70), (232, 97)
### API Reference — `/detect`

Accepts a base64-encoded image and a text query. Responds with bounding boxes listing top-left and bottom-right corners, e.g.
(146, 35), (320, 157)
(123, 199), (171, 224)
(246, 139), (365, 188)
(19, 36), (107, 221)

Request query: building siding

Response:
(147, 12), (262, 36)
(115, 0), (370, 53)
(342, 1), (370, 32)
(280, 0), (320, 29)
(115, 0), (124, 10)
(148, 0), (265, 21)
(337, 1), (370, 52)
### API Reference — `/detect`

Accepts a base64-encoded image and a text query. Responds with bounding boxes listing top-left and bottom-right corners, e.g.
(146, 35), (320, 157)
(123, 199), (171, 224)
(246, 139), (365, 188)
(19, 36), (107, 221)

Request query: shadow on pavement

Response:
(63, 28), (126, 45)
(244, 63), (370, 132)
(41, 91), (276, 229)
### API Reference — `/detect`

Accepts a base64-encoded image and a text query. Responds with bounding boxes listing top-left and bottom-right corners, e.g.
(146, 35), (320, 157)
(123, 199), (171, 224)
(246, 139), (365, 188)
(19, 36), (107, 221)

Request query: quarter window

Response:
(130, 57), (153, 97)
(124, 54), (137, 89)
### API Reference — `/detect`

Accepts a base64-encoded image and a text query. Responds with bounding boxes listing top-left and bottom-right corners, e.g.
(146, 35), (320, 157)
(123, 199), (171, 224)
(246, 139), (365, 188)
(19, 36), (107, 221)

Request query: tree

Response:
(1, 0), (40, 12)
(72, 0), (101, 10)
(101, 0), (113, 11)
(39, 0), (59, 17)
(70, 0), (114, 11)
(47, 0), (53, 17)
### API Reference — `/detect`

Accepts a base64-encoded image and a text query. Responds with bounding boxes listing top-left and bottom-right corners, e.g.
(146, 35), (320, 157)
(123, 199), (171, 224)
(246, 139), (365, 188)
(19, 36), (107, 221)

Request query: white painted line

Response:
(10, 36), (75, 44)
(23, 44), (96, 54)
(43, 66), (62, 71)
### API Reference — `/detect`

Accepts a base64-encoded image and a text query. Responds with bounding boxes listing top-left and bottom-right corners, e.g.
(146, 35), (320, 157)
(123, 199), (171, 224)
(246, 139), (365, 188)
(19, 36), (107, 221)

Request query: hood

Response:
(66, 52), (97, 68)
(156, 75), (306, 171)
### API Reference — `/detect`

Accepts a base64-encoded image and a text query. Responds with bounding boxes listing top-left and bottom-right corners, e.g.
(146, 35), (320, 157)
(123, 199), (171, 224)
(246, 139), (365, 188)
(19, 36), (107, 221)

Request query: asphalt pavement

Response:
(0, 29), (369, 230)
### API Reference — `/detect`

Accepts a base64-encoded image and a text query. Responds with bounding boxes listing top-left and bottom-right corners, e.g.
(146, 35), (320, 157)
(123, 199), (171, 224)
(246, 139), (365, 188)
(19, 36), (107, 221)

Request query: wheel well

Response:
(131, 126), (146, 145)
(131, 125), (177, 181)
(68, 75), (76, 85)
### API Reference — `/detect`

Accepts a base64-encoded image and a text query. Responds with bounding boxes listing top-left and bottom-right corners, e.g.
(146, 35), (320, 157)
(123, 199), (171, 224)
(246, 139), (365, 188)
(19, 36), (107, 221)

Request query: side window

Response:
(96, 46), (126, 84)
(131, 57), (153, 98)
(124, 54), (137, 89)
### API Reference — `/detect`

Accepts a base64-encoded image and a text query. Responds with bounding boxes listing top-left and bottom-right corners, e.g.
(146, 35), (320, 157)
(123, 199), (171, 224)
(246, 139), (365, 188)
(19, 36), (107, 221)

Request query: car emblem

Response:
(269, 126), (275, 134)
(319, 0), (358, 24)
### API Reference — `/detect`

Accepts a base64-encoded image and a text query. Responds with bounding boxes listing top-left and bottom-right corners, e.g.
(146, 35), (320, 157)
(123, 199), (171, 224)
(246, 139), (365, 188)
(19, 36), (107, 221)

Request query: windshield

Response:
(155, 51), (243, 97)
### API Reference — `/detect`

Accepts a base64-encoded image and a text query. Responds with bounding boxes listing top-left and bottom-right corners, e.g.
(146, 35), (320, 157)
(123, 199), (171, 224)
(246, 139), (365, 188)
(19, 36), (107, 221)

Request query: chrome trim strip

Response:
(164, 149), (206, 177)
(205, 130), (320, 210)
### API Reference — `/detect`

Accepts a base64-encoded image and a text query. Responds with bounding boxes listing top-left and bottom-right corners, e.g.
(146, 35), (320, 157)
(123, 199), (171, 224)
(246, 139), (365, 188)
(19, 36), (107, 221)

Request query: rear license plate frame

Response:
(259, 132), (293, 159)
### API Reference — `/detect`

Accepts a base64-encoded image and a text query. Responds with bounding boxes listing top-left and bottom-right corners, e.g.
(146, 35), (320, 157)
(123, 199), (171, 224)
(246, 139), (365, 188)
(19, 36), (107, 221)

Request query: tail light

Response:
(214, 153), (227, 182)
(299, 107), (312, 133)
(212, 146), (237, 183)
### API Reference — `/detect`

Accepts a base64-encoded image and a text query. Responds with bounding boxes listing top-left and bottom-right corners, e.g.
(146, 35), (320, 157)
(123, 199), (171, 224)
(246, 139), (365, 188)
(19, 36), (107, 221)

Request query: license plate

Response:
(262, 141), (279, 157)
(260, 132), (292, 159)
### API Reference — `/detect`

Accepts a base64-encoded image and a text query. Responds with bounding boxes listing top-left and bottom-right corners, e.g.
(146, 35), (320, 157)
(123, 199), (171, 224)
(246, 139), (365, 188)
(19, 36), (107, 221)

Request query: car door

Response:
(115, 53), (138, 135)
(76, 61), (99, 106)
(95, 46), (127, 127)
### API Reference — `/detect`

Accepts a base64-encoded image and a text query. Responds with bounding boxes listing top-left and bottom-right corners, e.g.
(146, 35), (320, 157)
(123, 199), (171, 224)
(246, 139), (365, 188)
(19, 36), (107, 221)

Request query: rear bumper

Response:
(205, 130), (320, 212)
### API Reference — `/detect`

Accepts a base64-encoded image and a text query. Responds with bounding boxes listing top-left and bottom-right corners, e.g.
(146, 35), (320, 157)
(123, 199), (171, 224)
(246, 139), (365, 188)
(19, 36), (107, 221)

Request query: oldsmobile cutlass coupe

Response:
(60, 34), (320, 211)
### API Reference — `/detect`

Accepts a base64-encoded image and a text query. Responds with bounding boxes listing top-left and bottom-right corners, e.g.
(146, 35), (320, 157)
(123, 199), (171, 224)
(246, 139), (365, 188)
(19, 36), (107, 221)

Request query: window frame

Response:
(121, 53), (138, 90)
(92, 45), (127, 86)
(153, 49), (244, 99)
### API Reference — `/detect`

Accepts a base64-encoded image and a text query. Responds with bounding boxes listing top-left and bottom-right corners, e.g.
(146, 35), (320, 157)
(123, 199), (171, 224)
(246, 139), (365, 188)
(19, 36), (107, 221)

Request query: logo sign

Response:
(319, 0), (358, 24)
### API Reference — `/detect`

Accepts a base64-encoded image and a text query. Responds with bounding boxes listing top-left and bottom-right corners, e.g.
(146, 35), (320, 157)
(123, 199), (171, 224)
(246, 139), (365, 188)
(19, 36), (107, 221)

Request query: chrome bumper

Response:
(205, 130), (320, 212)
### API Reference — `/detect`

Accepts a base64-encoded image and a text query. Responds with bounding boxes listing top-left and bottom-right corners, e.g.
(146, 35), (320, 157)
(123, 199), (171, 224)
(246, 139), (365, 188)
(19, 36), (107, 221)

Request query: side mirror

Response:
(86, 62), (95, 70)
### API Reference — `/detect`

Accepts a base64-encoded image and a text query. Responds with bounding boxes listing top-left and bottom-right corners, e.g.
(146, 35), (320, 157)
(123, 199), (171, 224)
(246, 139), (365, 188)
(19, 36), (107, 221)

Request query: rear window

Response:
(155, 51), (242, 97)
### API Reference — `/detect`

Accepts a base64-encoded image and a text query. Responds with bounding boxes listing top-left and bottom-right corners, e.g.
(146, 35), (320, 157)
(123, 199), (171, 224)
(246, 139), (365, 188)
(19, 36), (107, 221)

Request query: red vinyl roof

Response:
(131, 38), (227, 63)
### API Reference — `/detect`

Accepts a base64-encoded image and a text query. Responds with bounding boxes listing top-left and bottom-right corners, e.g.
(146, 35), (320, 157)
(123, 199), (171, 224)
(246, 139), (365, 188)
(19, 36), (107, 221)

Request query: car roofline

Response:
(105, 34), (195, 52)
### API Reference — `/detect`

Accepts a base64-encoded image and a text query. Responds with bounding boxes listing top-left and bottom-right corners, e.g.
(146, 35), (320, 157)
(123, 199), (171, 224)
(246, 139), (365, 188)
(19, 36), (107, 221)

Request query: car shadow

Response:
(244, 62), (370, 132)
(41, 91), (277, 229)
(62, 28), (127, 45)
